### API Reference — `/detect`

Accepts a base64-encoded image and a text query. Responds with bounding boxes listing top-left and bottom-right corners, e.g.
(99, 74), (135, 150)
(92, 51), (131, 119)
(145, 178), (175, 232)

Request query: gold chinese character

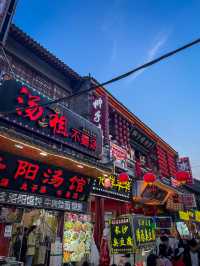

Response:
(145, 229), (149, 242)
(115, 225), (121, 235)
(127, 236), (134, 246)
(120, 237), (125, 246)
(109, 175), (116, 188)
(152, 229), (156, 240)
(113, 238), (119, 247)
(122, 225), (128, 234)
(98, 176), (105, 186)
(148, 229), (152, 241)
(140, 229), (145, 242)
(136, 228), (141, 242)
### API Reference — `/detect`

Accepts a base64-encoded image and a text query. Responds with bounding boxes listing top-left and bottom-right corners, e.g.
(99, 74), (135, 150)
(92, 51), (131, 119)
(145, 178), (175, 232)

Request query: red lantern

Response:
(118, 172), (129, 183)
(175, 171), (189, 183)
(104, 178), (111, 189)
(143, 172), (156, 184)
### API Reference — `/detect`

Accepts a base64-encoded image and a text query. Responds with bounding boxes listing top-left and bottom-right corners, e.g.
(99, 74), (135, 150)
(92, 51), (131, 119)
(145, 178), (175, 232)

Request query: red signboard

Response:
(0, 80), (102, 158)
(0, 151), (91, 202)
(177, 157), (193, 184)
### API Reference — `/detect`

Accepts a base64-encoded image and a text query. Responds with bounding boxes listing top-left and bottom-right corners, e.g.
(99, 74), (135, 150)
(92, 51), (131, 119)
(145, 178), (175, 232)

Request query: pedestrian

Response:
(173, 247), (185, 266)
(25, 225), (37, 266)
(147, 253), (162, 266)
(160, 236), (173, 259)
(183, 238), (200, 266)
(159, 243), (173, 266)
(20, 227), (28, 263)
(13, 227), (22, 261)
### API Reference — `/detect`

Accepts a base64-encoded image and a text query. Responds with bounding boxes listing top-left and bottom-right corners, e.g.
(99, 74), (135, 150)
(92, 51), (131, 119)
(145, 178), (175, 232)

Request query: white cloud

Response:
(127, 33), (169, 82)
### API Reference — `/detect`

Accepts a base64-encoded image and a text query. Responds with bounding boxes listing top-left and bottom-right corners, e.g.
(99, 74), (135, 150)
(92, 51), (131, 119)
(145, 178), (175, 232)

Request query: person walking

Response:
(159, 243), (173, 266)
(183, 239), (200, 266)
(25, 226), (37, 266)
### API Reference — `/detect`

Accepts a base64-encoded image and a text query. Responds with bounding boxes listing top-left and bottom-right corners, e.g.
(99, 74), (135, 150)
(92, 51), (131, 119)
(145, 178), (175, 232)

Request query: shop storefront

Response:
(0, 79), (106, 265)
(0, 150), (92, 265)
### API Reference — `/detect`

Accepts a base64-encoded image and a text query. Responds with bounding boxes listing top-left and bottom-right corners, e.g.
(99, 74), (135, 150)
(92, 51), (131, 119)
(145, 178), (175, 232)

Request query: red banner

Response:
(110, 143), (127, 161)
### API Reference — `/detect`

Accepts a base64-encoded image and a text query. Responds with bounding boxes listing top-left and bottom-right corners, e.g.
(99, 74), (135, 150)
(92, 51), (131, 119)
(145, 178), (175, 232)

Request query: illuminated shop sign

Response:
(91, 174), (132, 202)
(0, 80), (102, 158)
(110, 217), (134, 254)
(0, 151), (91, 202)
(133, 216), (156, 247)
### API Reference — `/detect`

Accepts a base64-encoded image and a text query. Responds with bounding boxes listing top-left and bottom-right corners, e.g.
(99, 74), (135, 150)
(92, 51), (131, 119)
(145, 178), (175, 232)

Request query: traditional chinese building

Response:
(0, 24), (111, 262)
(79, 77), (184, 246)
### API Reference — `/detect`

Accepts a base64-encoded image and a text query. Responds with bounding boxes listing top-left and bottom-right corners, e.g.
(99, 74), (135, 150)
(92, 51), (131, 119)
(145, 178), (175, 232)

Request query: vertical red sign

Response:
(91, 93), (109, 142)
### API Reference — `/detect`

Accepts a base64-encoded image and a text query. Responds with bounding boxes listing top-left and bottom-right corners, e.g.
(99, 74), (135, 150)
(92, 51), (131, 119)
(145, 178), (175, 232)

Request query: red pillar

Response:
(94, 197), (105, 250)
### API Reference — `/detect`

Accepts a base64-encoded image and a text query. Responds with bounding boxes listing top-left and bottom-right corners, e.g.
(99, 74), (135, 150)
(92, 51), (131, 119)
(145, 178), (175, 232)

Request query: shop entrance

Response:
(0, 206), (62, 265)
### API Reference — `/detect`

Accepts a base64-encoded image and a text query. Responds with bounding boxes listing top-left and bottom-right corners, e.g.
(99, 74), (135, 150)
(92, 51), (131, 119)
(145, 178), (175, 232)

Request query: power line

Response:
(1, 37), (200, 114)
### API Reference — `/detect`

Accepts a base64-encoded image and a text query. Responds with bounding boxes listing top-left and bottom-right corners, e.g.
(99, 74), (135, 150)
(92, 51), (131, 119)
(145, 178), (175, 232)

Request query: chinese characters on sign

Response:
(92, 174), (132, 202)
(110, 142), (128, 169)
(133, 216), (156, 247)
(179, 211), (194, 221)
(0, 151), (91, 202)
(110, 217), (134, 254)
(177, 157), (193, 184)
(1, 81), (102, 158)
(91, 93), (109, 141)
(0, 189), (86, 213)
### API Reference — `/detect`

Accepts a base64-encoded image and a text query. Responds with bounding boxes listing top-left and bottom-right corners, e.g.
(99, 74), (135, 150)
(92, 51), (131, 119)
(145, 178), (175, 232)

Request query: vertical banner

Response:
(91, 92), (109, 142)
(177, 157), (193, 184)
(0, 0), (18, 45)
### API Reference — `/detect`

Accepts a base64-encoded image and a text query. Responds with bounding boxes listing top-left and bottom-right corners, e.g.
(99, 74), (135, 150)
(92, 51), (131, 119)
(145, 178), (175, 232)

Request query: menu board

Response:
(132, 216), (156, 247)
(63, 213), (92, 263)
(110, 217), (134, 254)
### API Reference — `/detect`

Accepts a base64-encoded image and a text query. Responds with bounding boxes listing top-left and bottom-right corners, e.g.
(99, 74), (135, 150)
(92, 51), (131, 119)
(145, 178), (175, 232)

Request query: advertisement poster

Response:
(63, 213), (92, 263)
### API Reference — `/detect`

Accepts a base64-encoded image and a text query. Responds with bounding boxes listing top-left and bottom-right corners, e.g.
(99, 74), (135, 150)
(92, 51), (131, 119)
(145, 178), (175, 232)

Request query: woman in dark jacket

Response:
(183, 239), (200, 266)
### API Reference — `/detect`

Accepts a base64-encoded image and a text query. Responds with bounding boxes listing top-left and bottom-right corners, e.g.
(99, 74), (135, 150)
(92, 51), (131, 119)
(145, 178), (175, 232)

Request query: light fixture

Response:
(15, 144), (23, 149)
(40, 152), (48, 156)
(77, 165), (84, 168)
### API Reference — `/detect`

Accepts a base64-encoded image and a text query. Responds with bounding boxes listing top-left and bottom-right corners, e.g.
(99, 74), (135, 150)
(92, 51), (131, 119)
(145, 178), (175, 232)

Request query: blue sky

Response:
(13, 0), (200, 178)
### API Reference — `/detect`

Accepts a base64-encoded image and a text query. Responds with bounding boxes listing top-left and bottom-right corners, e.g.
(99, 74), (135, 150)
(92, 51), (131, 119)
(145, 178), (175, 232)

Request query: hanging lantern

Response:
(104, 178), (112, 189)
(175, 171), (189, 184)
(143, 172), (156, 184)
(118, 172), (129, 183)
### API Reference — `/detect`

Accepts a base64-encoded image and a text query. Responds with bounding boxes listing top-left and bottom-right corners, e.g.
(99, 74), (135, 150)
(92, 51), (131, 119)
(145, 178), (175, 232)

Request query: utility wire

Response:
(1, 37), (200, 114)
